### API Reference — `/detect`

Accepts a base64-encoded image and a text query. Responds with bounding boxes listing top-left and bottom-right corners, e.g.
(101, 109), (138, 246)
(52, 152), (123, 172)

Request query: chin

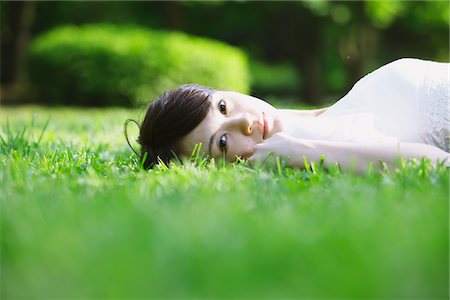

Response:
(239, 150), (254, 160)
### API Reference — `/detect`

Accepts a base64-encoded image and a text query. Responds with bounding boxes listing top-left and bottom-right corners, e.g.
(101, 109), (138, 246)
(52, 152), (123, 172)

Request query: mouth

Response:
(260, 112), (268, 139)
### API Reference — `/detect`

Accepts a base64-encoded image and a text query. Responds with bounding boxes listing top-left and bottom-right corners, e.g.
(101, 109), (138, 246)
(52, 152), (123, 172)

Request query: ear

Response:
(124, 119), (141, 157)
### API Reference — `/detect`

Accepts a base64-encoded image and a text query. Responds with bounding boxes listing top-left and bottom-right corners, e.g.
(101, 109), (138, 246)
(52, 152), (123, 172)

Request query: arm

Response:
(310, 139), (449, 172)
(250, 133), (449, 172)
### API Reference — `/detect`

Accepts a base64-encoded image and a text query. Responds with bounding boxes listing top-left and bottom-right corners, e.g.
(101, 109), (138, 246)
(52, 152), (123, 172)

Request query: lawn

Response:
(1, 106), (448, 299)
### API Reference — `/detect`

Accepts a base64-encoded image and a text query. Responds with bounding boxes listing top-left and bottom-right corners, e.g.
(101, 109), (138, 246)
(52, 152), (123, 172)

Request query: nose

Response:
(226, 113), (254, 136)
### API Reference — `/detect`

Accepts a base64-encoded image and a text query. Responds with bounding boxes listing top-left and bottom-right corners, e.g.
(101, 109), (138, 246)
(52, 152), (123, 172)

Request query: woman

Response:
(130, 58), (449, 171)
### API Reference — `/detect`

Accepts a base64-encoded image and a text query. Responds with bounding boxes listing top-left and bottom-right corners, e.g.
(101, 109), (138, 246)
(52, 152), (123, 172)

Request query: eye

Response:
(218, 99), (227, 114)
(218, 134), (228, 152)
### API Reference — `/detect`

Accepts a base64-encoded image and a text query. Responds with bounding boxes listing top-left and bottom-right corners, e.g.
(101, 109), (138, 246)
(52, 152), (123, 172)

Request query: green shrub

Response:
(27, 24), (249, 106)
(249, 60), (301, 98)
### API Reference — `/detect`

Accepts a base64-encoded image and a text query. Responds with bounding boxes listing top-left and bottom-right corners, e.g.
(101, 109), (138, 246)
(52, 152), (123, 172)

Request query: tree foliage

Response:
(2, 1), (448, 105)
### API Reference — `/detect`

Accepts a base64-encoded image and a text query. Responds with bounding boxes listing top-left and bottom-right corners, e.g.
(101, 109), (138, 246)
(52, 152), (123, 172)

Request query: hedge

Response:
(249, 60), (301, 98)
(27, 24), (250, 106)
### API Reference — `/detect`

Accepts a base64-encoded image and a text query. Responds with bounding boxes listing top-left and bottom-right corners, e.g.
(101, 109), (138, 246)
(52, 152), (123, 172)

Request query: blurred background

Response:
(1, 0), (449, 107)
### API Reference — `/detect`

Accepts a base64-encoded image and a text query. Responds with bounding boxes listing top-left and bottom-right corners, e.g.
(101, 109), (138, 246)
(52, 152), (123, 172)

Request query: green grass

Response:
(1, 106), (449, 299)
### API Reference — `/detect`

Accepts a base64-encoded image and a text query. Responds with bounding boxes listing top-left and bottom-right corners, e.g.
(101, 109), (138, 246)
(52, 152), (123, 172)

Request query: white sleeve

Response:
(321, 58), (448, 146)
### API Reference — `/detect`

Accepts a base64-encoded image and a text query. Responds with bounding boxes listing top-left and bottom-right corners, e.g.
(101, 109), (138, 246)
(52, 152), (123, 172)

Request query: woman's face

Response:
(178, 91), (283, 161)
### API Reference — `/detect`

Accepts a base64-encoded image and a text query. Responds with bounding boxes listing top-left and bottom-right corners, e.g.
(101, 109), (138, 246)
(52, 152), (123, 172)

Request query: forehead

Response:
(177, 93), (221, 157)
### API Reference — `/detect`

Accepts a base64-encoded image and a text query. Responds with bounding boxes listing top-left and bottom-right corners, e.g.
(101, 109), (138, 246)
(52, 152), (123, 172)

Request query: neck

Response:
(279, 108), (326, 118)
(274, 108), (326, 134)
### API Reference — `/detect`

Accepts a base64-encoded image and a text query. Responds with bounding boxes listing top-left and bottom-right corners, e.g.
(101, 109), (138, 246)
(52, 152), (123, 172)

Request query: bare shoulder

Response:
(311, 107), (328, 117)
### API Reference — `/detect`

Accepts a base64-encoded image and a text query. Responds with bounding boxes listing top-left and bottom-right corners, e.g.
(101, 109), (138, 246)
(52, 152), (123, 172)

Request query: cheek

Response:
(230, 136), (259, 160)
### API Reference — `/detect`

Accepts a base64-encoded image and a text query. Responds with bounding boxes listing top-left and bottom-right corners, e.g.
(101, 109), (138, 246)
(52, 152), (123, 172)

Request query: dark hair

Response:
(137, 84), (213, 169)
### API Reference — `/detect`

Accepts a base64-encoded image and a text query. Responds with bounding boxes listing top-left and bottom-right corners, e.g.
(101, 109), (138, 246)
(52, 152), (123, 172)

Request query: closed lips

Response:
(262, 112), (268, 139)
(259, 114), (265, 139)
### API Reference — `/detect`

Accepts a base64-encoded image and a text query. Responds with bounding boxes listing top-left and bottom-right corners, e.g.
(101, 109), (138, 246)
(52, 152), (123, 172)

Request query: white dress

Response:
(284, 58), (450, 152)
